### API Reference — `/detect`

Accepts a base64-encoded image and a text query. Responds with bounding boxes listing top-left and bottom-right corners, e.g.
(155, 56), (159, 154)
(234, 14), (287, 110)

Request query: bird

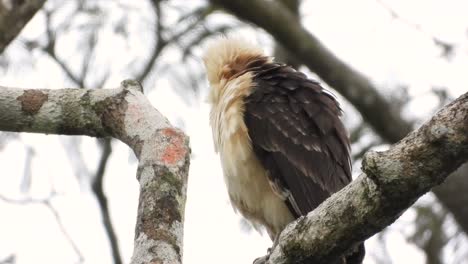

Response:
(203, 37), (365, 263)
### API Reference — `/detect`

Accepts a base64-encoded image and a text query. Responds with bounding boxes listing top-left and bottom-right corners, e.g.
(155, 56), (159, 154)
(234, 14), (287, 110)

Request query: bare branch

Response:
(36, 10), (119, 260)
(0, 254), (15, 264)
(433, 163), (468, 233)
(135, 2), (214, 84)
(92, 138), (123, 264)
(43, 198), (85, 264)
(0, 0), (46, 54)
(273, 0), (301, 68)
(134, 0), (166, 84)
(19, 146), (34, 193)
(0, 193), (84, 263)
(0, 80), (190, 264)
(41, 9), (85, 87)
(371, 232), (393, 264)
(408, 205), (446, 264)
(375, 0), (455, 59)
(0, 132), (19, 150)
(352, 140), (381, 162)
(261, 92), (468, 263)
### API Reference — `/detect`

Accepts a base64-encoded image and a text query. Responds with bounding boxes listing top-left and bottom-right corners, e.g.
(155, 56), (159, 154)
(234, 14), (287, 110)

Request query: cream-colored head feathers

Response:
(203, 37), (265, 86)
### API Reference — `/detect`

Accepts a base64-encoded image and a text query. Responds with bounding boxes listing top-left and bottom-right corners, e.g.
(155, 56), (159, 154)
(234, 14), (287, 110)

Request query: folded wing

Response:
(244, 63), (352, 217)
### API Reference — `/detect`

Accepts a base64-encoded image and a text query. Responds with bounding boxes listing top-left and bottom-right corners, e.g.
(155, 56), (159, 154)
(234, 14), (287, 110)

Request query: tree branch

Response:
(0, 0), (46, 54)
(0, 80), (190, 264)
(375, 0), (454, 59)
(263, 92), (468, 263)
(433, 163), (468, 232)
(272, 0), (301, 69)
(0, 254), (15, 264)
(41, 8), (86, 87)
(0, 193), (84, 263)
(92, 138), (123, 264)
(35, 8), (119, 262)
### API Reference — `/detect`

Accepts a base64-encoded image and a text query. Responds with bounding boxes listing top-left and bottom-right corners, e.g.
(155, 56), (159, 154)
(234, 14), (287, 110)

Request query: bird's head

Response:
(203, 37), (269, 103)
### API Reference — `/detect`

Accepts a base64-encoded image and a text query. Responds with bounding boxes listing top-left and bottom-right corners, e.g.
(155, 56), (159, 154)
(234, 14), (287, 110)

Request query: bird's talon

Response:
(253, 255), (269, 264)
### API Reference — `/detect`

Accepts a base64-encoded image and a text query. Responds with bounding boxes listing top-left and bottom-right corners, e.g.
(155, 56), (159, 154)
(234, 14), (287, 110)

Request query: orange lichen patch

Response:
(162, 127), (179, 137)
(17, 90), (48, 115)
(161, 128), (187, 165)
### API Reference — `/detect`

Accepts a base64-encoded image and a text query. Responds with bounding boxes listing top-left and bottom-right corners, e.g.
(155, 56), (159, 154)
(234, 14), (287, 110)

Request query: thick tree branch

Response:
(261, 92), (468, 263)
(272, 0), (301, 69)
(0, 0), (46, 54)
(0, 81), (190, 264)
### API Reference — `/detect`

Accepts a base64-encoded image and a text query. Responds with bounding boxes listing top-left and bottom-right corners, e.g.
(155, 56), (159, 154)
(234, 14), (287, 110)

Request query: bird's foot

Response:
(253, 255), (269, 264)
(253, 247), (272, 264)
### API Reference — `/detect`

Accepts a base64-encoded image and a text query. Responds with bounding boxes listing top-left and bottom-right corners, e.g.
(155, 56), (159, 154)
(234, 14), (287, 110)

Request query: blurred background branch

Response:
(1, 0), (467, 263)
(92, 138), (121, 264)
(0, 255), (16, 264)
(0, 193), (84, 263)
(0, 0), (46, 54)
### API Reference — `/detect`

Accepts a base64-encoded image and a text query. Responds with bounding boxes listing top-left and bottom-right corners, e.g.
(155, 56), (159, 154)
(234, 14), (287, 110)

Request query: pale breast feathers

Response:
(209, 70), (294, 237)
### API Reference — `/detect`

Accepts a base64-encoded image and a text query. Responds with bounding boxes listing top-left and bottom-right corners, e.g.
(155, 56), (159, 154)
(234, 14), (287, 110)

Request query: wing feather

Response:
(244, 63), (351, 216)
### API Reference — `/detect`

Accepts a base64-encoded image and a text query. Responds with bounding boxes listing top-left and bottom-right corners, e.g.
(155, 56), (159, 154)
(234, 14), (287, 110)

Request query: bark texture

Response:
(0, 81), (190, 264)
(264, 92), (468, 263)
(0, 0), (46, 54)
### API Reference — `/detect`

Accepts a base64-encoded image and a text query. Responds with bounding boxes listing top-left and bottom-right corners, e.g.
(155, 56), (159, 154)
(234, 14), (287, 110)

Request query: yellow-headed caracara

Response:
(203, 38), (365, 263)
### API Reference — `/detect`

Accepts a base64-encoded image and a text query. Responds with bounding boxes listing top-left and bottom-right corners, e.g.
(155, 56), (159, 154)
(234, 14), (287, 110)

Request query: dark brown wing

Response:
(244, 63), (351, 217)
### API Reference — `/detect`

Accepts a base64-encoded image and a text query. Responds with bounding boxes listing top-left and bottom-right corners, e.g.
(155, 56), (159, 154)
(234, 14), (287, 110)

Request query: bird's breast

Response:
(209, 77), (294, 237)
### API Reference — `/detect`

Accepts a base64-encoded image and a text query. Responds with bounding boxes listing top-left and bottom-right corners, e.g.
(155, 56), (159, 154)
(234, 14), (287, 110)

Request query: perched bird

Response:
(203, 38), (364, 263)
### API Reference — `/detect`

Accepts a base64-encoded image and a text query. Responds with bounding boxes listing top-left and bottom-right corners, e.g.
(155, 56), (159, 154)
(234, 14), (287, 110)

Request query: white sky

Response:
(1, 0), (467, 263)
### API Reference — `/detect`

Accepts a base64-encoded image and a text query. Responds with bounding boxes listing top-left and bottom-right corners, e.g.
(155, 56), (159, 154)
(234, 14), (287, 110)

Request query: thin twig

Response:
(91, 138), (123, 264)
(0, 254), (15, 264)
(41, 7), (119, 262)
(0, 194), (84, 263)
(375, 0), (454, 58)
(42, 9), (84, 87)
(134, 0), (166, 84)
(136, 2), (215, 84)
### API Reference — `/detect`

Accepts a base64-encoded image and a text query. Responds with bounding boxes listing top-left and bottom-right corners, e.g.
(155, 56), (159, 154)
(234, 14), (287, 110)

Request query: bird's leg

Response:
(253, 234), (280, 264)
(253, 255), (268, 264)
(270, 233), (280, 252)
